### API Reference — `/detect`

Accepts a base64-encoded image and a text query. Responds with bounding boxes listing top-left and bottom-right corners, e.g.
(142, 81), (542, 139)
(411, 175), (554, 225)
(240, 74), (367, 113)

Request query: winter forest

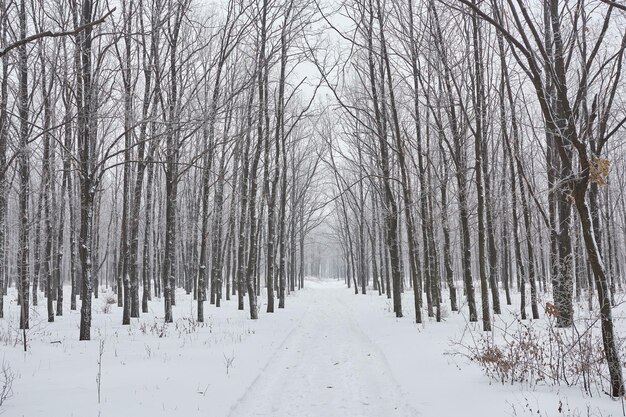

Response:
(0, 0), (625, 415)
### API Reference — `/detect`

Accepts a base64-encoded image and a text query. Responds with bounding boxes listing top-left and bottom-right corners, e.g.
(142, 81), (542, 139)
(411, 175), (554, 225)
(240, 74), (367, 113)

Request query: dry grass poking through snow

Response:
(451, 296), (626, 410)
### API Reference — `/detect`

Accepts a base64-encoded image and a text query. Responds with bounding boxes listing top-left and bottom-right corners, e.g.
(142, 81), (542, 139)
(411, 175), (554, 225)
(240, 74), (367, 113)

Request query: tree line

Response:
(0, 0), (324, 341)
(321, 0), (626, 397)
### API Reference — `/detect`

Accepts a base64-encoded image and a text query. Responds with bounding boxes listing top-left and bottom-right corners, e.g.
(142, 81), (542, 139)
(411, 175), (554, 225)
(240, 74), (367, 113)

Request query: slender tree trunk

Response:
(142, 141), (156, 312)
(574, 179), (624, 396)
(430, 0), (476, 321)
(225, 140), (240, 301)
(18, 0), (30, 331)
(243, 0), (270, 320)
(236, 89), (255, 311)
(0, 0), (8, 319)
(438, 137), (457, 311)
(211, 124), (231, 308)
(470, 3), (491, 331)
(77, 0), (96, 341)
(161, 2), (186, 323)
(515, 147), (540, 319)
(41, 49), (55, 322)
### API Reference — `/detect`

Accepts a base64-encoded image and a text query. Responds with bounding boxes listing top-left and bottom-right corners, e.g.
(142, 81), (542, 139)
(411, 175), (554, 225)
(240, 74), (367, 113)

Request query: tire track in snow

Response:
(228, 285), (419, 417)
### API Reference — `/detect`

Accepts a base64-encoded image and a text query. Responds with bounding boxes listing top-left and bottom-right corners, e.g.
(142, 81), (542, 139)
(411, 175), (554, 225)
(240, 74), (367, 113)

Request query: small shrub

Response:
(453, 311), (608, 395)
(101, 294), (117, 314)
(150, 320), (168, 338)
(223, 351), (235, 375)
(0, 361), (14, 408)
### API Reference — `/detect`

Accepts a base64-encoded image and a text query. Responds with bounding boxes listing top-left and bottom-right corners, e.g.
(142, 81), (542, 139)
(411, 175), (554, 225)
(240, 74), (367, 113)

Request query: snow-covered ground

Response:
(1, 279), (624, 416)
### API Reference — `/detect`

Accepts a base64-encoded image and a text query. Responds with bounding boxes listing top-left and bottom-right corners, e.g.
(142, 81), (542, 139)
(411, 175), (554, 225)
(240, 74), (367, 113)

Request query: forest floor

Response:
(0, 279), (624, 417)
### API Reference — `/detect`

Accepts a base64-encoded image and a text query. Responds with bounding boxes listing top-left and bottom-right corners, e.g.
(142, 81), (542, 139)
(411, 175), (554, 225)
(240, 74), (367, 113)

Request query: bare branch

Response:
(0, 8), (116, 58)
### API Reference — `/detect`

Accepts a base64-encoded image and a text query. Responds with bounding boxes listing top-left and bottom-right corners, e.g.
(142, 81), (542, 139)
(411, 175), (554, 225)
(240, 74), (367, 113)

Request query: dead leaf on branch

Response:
(544, 302), (560, 318)
(590, 156), (610, 186)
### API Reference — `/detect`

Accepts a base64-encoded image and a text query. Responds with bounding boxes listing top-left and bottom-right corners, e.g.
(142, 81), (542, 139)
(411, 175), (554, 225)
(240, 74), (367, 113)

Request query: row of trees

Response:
(0, 0), (325, 342)
(323, 0), (626, 397)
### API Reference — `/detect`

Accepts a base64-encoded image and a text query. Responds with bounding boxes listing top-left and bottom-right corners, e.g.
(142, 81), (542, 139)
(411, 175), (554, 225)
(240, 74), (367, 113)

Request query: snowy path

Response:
(229, 283), (419, 417)
(3, 279), (623, 417)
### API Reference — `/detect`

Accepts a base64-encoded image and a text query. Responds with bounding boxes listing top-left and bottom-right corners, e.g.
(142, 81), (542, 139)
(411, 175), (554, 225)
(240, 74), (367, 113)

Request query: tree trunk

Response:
(0, 0), (8, 319)
(574, 181), (624, 397)
(18, 0), (30, 330)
